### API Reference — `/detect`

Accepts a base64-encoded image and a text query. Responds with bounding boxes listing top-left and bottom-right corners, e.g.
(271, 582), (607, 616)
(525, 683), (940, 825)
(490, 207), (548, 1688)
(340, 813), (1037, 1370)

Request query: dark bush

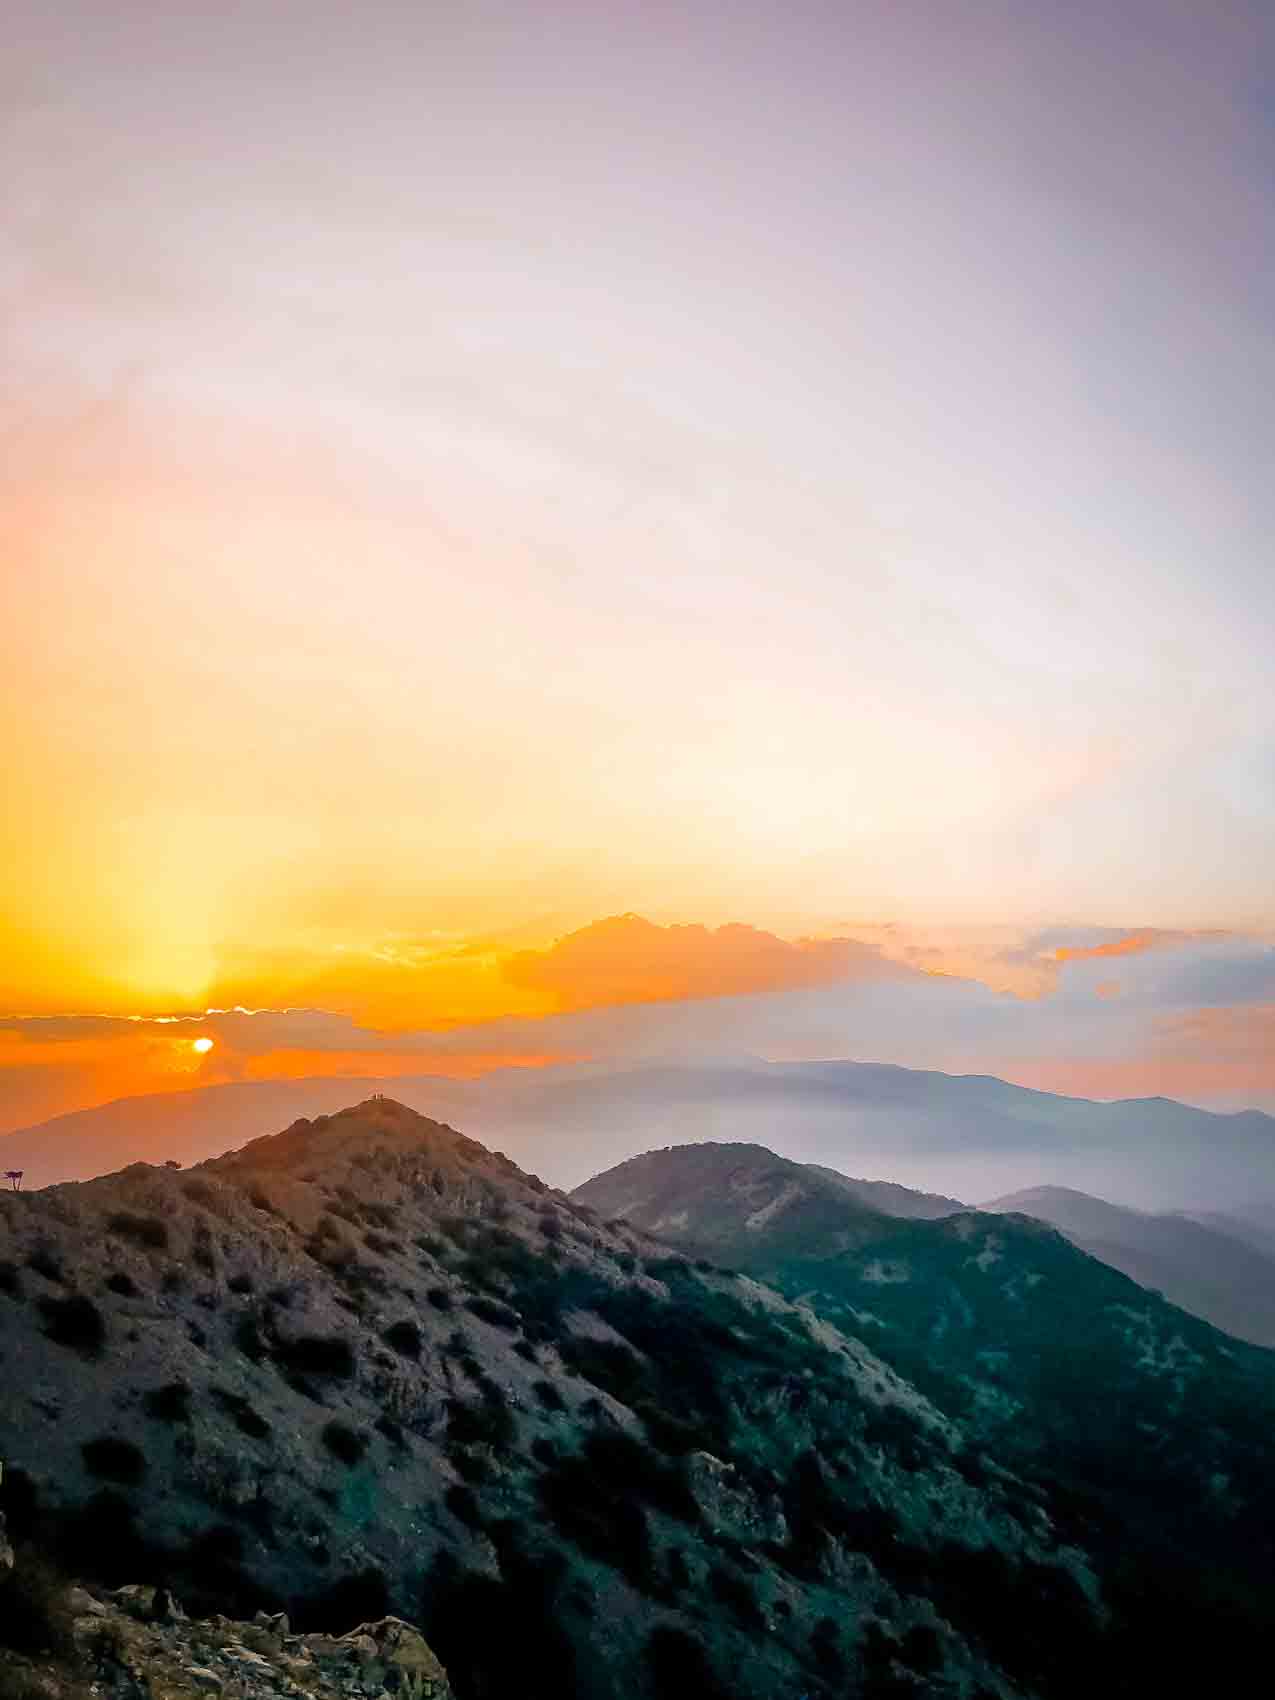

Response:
(644, 1626), (732, 1700)
(212, 1388), (271, 1439)
(82, 1435), (147, 1485)
(234, 1314), (266, 1362)
(466, 1295), (519, 1330)
(0, 1261), (23, 1298)
(0, 1546), (76, 1657)
(26, 1246), (64, 1284)
(321, 1421), (367, 1466)
(557, 1335), (649, 1405)
(364, 1231), (403, 1258)
(532, 1379), (566, 1413)
(273, 1333), (356, 1379)
(900, 1624), (944, 1675)
(107, 1212), (169, 1252)
(375, 1413), (405, 1448)
(105, 1271), (139, 1297)
(382, 1319), (422, 1358)
(709, 1562), (764, 1630)
(38, 1293), (105, 1355)
(143, 1381), (192, 1423)
(446, 1393), (515, 1451)
(227, 1273), (254, 1295)
(426, 1286), (453, 1311)
(446, 1483), (484, 1529)
(297, 1567), (389, 1635)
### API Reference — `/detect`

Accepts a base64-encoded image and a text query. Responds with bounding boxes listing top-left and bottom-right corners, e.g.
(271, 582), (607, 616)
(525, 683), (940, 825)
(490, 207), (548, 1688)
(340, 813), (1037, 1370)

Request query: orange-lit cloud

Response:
(1054, 932), (1162, 963)
(502, 915), (904, 1012)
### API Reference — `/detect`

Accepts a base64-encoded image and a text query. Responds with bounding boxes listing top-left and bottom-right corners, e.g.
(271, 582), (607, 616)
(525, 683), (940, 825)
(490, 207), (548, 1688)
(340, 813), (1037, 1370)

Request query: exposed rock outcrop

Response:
(3, 1578), (451, 1700)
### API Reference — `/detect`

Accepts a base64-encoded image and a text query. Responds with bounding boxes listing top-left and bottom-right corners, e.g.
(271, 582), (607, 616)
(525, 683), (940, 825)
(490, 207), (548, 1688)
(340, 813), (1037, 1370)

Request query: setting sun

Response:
(191, 1037), (214, 1055)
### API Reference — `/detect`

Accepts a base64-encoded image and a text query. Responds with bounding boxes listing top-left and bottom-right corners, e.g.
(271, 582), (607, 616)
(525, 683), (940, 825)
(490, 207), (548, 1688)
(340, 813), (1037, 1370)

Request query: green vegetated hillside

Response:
(575, 1140), (1275, 1692)
(0, 1102), (1264, 1700)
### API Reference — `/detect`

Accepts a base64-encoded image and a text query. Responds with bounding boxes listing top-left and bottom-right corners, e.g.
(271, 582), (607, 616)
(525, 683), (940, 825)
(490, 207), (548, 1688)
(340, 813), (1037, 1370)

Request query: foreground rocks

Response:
(1, 1565), (452, 1700)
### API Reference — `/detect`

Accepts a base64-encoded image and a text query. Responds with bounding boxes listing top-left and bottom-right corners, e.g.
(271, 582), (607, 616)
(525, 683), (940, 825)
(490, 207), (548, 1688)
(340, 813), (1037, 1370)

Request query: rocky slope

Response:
(1, 1098), (1107, 1700)
(575, 1139), (1275, 1691)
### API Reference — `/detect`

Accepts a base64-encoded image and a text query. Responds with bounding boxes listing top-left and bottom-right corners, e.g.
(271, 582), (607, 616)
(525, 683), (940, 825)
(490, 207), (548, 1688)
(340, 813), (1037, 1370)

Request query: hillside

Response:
(982, 1184), (1275, 1347)
(575, 1139), (1275, 1689)
(1, 1098), (1124, 1700)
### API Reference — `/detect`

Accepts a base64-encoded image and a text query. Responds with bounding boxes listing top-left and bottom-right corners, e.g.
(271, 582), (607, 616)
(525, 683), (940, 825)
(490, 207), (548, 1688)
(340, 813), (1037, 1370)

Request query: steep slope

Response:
(2, 1099), (1120, 1700)
(575, 1140), (1275, 1690)
(982, 1184), (1275, 1347)
(8, 1057), (1275, 1208)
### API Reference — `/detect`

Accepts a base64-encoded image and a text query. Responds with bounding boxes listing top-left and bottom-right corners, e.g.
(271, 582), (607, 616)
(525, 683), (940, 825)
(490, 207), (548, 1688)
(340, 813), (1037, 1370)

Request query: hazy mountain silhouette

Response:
(6, 1057), (1275, 1211)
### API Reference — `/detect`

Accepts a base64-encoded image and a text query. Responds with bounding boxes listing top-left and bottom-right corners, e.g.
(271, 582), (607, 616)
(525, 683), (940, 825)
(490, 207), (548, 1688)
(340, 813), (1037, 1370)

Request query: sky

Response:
(2, 1), (1273, 1132)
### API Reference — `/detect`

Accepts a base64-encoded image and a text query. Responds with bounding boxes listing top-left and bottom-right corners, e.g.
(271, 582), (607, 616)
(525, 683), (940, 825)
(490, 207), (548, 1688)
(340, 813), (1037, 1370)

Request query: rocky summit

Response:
(0, 1099), (1267, 1698)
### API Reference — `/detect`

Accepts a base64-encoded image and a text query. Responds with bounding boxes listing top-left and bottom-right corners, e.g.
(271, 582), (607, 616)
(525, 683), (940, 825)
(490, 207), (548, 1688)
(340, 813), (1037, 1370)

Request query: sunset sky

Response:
(3, 2), (1273, 1131)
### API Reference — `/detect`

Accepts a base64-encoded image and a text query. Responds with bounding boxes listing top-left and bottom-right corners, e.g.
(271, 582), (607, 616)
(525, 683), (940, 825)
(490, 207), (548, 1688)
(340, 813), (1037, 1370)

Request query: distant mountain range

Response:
(5, 1056), (1275, 1212)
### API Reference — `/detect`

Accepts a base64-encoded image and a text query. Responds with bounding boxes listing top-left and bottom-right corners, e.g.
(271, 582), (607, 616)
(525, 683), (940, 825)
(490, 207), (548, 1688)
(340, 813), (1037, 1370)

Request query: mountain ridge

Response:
(6, 1058), (1275, 1209)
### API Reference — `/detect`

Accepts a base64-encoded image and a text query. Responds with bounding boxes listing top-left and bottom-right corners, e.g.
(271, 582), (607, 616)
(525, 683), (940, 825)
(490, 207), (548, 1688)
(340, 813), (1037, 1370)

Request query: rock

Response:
(109, 1584), (158, 1620)
(67, 1586), (107, 1617)
(185, 1666), (222, 1689)
(350, 1620), (450, 1698)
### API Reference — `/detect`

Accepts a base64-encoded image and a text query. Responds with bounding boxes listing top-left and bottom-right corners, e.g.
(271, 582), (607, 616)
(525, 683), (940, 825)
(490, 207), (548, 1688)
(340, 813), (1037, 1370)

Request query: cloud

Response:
(1053, 931), (1188, 963)
(501, 914), (907, 1011)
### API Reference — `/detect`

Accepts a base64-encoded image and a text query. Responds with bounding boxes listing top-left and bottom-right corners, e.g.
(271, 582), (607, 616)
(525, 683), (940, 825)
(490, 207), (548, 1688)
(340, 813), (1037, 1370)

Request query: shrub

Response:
(558, 1335), (649, 1405)
(644, 1627), (732, 1700)
(26, 1246), (64, 1284)
(466, 1295), (519, 1330)
(143, 1381), (192, 1423)
(364, 1231), (403, 1258)
(532, 1379), (566, 1413)
(446, 1483), (484, 1530)
(105, 1271), (139, 1297)
(426, 1286), (453, 1311)
(226, 1273), (254, 1295)
(0, 1547), (76, 1658)
(82, 1435), (147, 1485)
(382, 1319), (422, 1358)
(709, 1562), (764, 1630)
(375, 1413), (405, 1448)
(298, 1567), (389, 1636)
(0, 1261), (22, 1298)
(107, 1212), (169, 1251)
(538, 1431), (696, 1588)
(212, 1388), (271, 1439)
(446, 1393), (515, 1451)
(234, 1314), (265, 1362)
(273, 1333), (356, 1379)
(38, 1293), (105, 1355)
(321, 1421), (367, 1466)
